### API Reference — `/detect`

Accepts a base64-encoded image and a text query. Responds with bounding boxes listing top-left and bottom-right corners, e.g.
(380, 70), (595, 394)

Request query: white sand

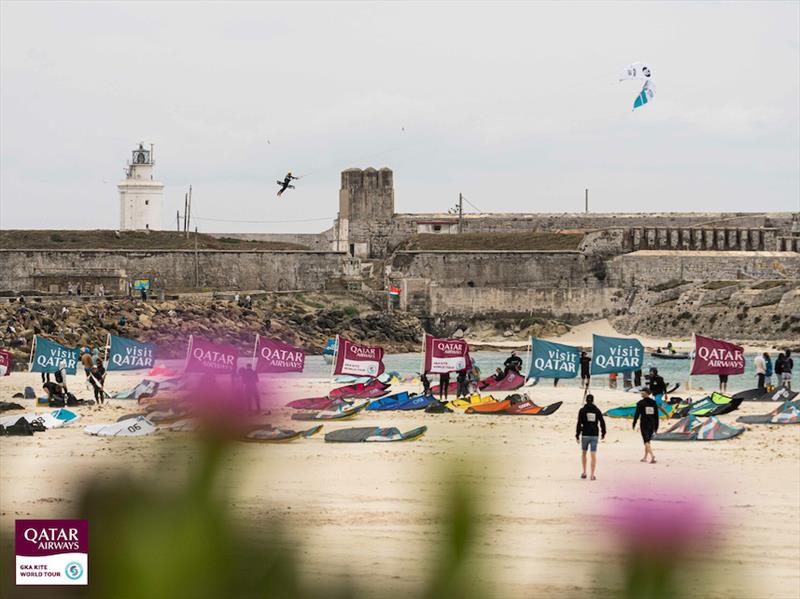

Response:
(1, 370), (798, 597)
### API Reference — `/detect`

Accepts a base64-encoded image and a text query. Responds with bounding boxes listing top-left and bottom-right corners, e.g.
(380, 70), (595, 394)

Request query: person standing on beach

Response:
(90, 358), (106, 404)
(576, 394), (606, 480)
(647, 367), (667, 400)
(633, 389), (662, 464)
(438, 371), (450, 401)
(80, 347), (93, 380)
(580, 351), (591, 389)
(754, 353), (766, 391)
(764, 353), (773, 390)
(781, 350), (793, 389)
(456, 369), (468, 398)
(718, 373), (729, 394)
(241, 363), (261, 412)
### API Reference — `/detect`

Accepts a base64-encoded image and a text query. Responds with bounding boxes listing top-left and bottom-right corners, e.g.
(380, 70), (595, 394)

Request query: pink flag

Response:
(690, 334), (745, 375)
(254, 336), (305, 373)
(0, 349), (12, 376)
(185, 336), (238, 374)
(424, 334), (470, 374)
(333, 338), (385, 377)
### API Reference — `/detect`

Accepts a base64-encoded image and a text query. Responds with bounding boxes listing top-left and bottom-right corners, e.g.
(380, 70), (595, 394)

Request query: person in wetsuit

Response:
(579, 351), (591, 389)
(89, 358), (107, 404)
(576, 394), (606, 480)
(438, 371), (450, 401)
(648, 367), (667, 399)
(456, 369), (469, 398)
(276, 172), (300, 197)
(503, 351), (523, 375)
(633, 389), (661, 464)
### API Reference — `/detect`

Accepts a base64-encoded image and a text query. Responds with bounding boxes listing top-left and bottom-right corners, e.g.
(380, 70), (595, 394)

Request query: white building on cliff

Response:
(118, 143), (163, 230)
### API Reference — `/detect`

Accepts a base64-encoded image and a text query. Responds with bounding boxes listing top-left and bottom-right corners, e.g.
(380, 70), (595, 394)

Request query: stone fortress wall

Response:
(2, 167), (798, 322)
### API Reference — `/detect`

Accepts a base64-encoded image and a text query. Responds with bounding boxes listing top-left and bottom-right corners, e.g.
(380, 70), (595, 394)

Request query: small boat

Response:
(650, 351), (690, 360)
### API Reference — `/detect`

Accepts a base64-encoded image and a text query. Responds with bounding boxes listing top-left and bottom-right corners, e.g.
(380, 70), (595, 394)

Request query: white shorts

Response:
(781, 372), (792, 383)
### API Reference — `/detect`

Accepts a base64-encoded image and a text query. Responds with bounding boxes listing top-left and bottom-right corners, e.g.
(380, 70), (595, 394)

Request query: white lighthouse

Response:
(118, 142), (163, 230)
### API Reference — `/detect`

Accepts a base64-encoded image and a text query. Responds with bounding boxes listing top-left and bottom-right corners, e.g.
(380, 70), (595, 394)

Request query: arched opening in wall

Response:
(277, 278), (289, 291)
(467, 281), (475, 287)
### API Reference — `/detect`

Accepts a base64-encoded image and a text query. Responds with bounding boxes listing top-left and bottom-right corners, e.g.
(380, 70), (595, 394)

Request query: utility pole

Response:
(183, 192), (188, 233)
(585, 188), (589, 213)
(458, 193), (463, 233)
(185, 186), (193, 238)
(194, 226), (199, 288)
(176, 210), (180, 231)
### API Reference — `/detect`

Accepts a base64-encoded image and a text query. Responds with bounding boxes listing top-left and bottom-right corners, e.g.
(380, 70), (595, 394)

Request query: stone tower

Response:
(335, 167), (394, 257)
(118, 143), (163, 230)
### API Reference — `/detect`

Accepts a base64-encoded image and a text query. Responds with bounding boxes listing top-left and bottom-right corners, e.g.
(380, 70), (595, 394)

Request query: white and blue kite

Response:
(619, 62), (656, 111)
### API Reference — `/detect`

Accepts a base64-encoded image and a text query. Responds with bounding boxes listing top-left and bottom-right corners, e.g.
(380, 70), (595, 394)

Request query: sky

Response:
(1, 1), (798, 234)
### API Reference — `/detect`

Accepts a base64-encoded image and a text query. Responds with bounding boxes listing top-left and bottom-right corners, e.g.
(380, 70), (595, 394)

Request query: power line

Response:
(462, 196), (483, 213)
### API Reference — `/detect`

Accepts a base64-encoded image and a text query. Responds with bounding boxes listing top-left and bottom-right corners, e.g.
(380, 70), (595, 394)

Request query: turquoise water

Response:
(282, 350), (766, 394)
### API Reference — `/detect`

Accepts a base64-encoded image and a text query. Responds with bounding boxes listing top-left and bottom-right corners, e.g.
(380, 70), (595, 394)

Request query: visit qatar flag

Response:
(333, 337), (385, 377)
(184, 335), (238, 374)
(690, 334), (745, 375)
(254, 336), (305, 373)
(423, 334), (470, 374)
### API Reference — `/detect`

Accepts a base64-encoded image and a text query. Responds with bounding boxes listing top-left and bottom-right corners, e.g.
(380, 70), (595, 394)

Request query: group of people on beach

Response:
(754, 350), (793, 392)
(40, 346), (107, 406)
(575, 387), (669, 480)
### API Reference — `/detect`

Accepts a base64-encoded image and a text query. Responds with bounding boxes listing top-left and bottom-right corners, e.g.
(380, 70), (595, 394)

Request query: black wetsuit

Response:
(456, 370), (468, 398)
(90, 365), (106, 403)
(648, 374), (667, 397)
(580, 356), (591, 384)
(576, 404), (606, 439)
(438, 372), (450, 400)
(277, 174), (298, 196)
(503, 355), (523, 374)
(633, 397), (660, 443)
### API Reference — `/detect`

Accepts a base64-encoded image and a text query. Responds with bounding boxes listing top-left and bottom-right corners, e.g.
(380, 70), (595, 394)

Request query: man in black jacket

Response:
(576, 394), (606, 480)
(633, 389), (665, 464)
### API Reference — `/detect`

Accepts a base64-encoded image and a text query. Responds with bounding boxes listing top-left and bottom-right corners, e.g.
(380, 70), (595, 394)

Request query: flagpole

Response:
(419, 333), (426, 375)
(104, 334), (111, 365)
(253, 334), (260, 368)
(28, 335), (37, 372)
(525, 337), (532, 380)
(185, 335), (194, 372)
(329, 334), (339, 383)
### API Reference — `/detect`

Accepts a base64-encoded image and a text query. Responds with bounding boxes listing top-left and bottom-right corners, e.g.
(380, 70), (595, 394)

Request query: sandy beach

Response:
(1, 368), (798, 598)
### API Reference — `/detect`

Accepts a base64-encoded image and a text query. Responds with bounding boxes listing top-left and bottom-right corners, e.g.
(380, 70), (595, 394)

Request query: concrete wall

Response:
(428, 286), (616, 321)
(0, 249), (350, 292)
(613, 251), (800, 287)
(208, 228), (336, 252)
(391, 250), (605, 288)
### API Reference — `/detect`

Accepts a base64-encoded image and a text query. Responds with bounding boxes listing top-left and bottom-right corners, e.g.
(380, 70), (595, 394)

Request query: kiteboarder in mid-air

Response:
(276, 172), (300, 197)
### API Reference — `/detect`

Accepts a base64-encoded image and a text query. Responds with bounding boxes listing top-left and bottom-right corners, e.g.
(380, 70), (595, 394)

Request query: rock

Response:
(452, 328), (464, 338)
(503, 329), (513, 337)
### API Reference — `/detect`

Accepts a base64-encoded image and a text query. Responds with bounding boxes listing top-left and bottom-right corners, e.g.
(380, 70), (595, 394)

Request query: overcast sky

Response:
(1, 1), (798, 234)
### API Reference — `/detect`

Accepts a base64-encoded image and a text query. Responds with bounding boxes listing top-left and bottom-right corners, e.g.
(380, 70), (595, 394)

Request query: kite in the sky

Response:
(276, 172), (300, 197)
(619, 62), (656, 110)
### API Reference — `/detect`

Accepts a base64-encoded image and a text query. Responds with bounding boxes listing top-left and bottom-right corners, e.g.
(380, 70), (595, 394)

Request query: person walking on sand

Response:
(633, 389), (664, 464)
(580, 351), (591, 390)
(576, 394), (606, 480)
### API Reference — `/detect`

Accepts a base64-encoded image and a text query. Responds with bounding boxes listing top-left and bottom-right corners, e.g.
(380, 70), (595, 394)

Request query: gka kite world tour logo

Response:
(15, 519), (88, 585)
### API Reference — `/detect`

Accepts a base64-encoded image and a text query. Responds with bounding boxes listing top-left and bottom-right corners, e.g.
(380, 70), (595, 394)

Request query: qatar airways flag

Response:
(333, 338), (385, 377)
(691, 334), (745, 375)
(423, 334), (470, 374)
(254, 336), (305, 373)
(185, 336), (238, 374)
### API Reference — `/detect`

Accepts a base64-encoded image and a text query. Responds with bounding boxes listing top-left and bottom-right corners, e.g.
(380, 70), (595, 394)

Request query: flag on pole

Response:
(423, 334), (470, 374)
(184, 336), (238, 374)
(253, 336), (305, 373)
(333, 338), (385, 377)
(690, 334), (744, 375)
